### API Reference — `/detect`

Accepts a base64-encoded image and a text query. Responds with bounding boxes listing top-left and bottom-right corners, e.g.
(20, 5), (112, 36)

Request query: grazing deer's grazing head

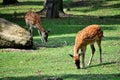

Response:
(69, 54), (81, 69)
(25, 11), (50, 43)
(69, 24), (103, 69)
(41, 30), (50, 42)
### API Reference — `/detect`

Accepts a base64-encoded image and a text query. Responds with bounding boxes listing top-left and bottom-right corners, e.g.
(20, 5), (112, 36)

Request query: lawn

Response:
(0, 0), (120, 80)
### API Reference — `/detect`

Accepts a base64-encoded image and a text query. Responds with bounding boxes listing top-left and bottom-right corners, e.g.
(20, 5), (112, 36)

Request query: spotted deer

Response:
(69, 24), (103, 69)
(25, 11), (50, 42)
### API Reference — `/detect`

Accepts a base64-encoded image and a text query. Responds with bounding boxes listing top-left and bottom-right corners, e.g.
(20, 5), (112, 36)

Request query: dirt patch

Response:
(0, 48), (35, 52)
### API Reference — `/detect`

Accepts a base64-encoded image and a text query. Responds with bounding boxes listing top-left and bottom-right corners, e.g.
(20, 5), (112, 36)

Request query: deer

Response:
(25, 11), (50, 43)
(69, 24), (103, 69)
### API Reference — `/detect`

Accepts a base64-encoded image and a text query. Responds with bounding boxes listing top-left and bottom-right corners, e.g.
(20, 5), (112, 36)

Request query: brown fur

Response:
(25, 11), (49, 42)
(25, 11), (44, 32)
(70, 24), (103, 69)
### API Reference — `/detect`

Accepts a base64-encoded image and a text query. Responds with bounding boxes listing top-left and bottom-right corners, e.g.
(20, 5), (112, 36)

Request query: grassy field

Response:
(0, 0), (120, 80)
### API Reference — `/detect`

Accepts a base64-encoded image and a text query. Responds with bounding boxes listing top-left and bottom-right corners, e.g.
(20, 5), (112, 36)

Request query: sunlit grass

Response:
(66, 0), (120, 16)
(0, 5), (42, 14)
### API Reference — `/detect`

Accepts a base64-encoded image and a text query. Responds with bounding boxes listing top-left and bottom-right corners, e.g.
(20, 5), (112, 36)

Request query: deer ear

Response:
(69, 54), (74, 58)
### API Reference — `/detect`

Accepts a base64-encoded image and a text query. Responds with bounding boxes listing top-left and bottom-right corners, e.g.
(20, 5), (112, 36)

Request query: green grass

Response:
(0, 0), (120, 80)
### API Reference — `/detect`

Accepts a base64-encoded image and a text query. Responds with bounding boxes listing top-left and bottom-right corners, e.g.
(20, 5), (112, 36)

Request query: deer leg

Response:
(97, 40), (102, 64)
(29, 25), (33, 37)
(88, 44), (95, 66)
(37, 30), (44, 42)
(26, 23), (33, 41)
(81, 47), (86, 68)
(26, 23), (30, 32)
(26, 23), (29, 29)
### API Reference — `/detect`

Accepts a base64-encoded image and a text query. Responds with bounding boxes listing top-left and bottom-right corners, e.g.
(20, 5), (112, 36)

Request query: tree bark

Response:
(46, 0), (59, 18)
(58, 0), (64, 12)
(2, 0), (18, 5)
(40, 0), (66, 18)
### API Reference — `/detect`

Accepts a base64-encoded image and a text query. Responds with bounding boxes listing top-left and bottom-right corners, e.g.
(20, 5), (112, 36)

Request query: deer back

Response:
(75, 24), (103, 47)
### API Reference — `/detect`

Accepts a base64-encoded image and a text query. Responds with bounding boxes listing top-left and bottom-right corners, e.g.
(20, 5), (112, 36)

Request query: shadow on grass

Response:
(102, 15), (120, 19)
(0, 1), (43, 6)
(33, 36), (75, 49)
(86, 62), (116, 69)
(1, 73), (120, 80)
(104, 36), (120, 41)
(19, 1), (43, 6)
(61, 74), (120, 80)
(66, 0), (120, 13)
(33, 34), (120, 49)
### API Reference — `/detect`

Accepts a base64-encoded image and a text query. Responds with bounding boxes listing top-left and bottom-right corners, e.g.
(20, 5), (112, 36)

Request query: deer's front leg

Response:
(38, 30), (44, 42)
(29, 25), (33, 37)
(81, 47), (86, 68)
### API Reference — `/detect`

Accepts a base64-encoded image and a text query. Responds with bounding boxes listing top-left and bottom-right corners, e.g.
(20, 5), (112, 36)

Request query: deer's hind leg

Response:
(97, 39), (102, 64)
(88, 44), (95, 66)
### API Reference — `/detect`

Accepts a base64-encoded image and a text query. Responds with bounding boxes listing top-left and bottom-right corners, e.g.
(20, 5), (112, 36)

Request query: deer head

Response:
(69, 54), (82, 69)
(41, 30), (50, 42)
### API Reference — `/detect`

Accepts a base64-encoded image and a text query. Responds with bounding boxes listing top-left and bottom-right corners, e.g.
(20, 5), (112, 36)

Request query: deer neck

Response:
(36, 23), (45, 32)
(74, 45), (79, 56)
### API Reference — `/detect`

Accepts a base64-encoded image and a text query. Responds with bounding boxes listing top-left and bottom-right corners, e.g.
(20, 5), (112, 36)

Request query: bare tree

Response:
(40, 0), (66, 18)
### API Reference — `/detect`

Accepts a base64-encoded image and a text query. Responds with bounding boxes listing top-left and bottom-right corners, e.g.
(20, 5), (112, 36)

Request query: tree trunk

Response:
(58, 0), (64, 12)
(46, 0), (59, 18)
(40, 0), (66, 18)
(2, 0), (18, 5)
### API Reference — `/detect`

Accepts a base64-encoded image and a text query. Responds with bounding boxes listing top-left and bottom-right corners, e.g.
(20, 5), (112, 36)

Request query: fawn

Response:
(69, 24), (103, 69)
(25, 11), (50, 42)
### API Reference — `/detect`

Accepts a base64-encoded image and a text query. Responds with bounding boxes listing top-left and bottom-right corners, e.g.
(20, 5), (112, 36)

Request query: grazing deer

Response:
(25, 11), (50, 42)
(69, 24), (103, 69)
